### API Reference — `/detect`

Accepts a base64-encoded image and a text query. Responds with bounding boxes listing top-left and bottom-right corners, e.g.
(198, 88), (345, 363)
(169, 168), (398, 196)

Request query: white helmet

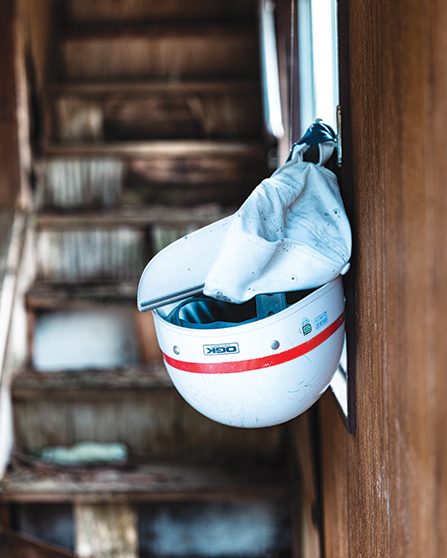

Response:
(137, 121), (349, 428)
(150, 276), (345, 428)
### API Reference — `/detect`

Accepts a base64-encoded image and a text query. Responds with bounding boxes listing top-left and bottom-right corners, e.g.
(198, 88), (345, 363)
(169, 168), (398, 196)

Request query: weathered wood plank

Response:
(33, 206), (230, 281)
(65, 0), (255, 24)
(48, 83), (261, 143)
(176, 403), (285, 467)
(13, 391), (181, 457)
(32, 305), (143, 372)
(36, 142), (266, 209)
(75, 503), (137, 558)
(44, 140), (265, 159)
(134, 310), (162, 363)
(290, 414), (321, 558)
(36, 227), (146, 282)
(36, 205), (230, 228)
(35, 158), (124, 209)
(0, 463), (288, 503)
(36, 157), (263, 210)
(319, 393), (348, 558)
(11, 366), (170, 398)
(0, 0), (30, 206)
(11, 357), (284, 463)
(60, 24), (258, 81)
(26, 282), (137, 310)
(48, 80), (260, 96)
(318, 1), (447, 556)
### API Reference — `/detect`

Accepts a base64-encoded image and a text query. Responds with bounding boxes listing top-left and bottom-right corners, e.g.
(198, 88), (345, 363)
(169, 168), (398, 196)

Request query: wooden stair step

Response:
(12, 362), (284, 463)
(12, 367), (183, 458)
(0, 462), (287, 503)
(26, 282), (137, 310)
(64, 0), (256, 25)
(36, 204), (230, 228)
(37, 141), (265, 209)
(34, 206), (230, 282)
(59, 23), (258, 81)
(44, 140), (264, 159)
(46, 80), (261, 143)
(26, 284), (162, 370)
(48, 80), (260, 96)
(12, 366), (171, 399)
(18, 298), (284, 463)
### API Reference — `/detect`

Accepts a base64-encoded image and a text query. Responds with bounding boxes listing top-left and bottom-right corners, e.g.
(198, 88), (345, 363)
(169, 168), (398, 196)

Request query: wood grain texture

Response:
(12, 392), (284, 464)
(319, 1), (447, 556)
(75, 503), (137, 558)
(0, 462), (288, 503)
(49, 83), (262, 142)
(290, 414), (321, 558)
(60, 24), (258, 81)
(11, 366), (170, 396)
(37, 154), (265, 210)
(11, 368), (284, 463)
(0, 0), (27, 206)
(37, 142), (266, 209)
(65, 0), (255, 24)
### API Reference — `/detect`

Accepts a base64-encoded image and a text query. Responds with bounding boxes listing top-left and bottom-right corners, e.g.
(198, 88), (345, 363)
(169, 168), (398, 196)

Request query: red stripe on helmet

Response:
(162, 312), (345, 374)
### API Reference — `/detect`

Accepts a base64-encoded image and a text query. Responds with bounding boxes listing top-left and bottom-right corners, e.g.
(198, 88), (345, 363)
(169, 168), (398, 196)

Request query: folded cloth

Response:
(203, 142), (351, 304)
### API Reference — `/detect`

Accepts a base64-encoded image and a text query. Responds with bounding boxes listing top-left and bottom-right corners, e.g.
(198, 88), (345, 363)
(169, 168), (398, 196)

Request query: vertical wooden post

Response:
(0, 0), (31, 208)
(319, 0), (447, 556)
(75, 503), (139, 558)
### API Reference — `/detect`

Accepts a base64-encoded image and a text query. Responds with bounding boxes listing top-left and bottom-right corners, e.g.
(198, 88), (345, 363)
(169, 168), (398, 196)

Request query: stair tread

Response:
(44, 140), (264, 158)
(26, 281), (137, 310)
(35, 204), (232, 227)
(64, 0), (255, 26)
(26, 281), (137, 306)
(47, 79), (259, 96)
(0, 461), (286, 502)
(12, 365), (171, 396)
(61, 21), (255, 41)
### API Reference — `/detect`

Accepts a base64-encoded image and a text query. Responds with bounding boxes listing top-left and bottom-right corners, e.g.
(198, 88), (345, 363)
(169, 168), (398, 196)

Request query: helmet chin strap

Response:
(255, 292), (288, 319)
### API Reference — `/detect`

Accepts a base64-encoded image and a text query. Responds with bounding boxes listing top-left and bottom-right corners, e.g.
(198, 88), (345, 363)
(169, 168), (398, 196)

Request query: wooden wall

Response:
(319, 0), (447, 556)
(0, 0), (55, 208)
(0, 0), (27, 207)
(19, 0), (55, 93)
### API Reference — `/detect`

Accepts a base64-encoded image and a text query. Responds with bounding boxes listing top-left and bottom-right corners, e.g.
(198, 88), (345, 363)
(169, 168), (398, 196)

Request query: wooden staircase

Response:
(1, 1), (295, 556)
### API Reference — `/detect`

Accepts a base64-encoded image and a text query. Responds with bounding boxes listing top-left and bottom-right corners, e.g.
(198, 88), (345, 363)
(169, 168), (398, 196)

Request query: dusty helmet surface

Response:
(152, 276), (345, 428)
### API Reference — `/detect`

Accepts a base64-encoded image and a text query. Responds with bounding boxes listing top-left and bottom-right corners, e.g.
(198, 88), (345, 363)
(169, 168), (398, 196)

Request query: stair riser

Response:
(35, 217), (219, 281)
(37, 155), (263, 210)
(36, 227), (146, 282)
(31, 306), (147, 371)
(10, 499), (291, 558)
(61, 33), (258, 81)
(66, 0), (255, 24)
(13, 395), (283, 464)
(49, 92), (261, 143)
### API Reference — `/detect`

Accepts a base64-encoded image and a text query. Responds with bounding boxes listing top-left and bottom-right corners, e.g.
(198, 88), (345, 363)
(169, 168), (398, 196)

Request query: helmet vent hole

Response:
(173, 346), (180, 355)
(271, 340), (280, 350)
